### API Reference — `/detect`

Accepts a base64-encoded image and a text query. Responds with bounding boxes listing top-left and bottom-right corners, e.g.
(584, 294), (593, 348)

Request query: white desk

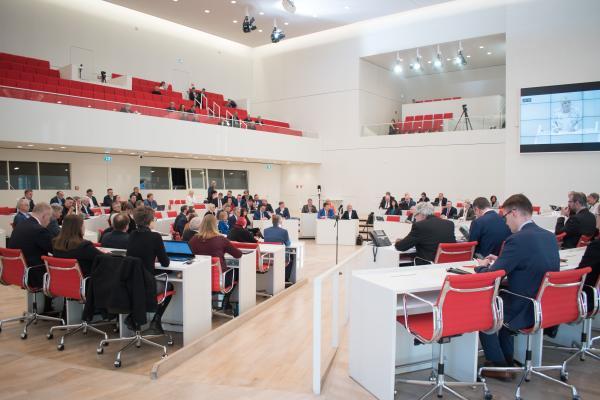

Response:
(253, 218), (299, 242)
(316, 219), (358, 245)
(288, 241), (305, 283)
(257, 244), (286, 295)
(83, 214), (109, 234)
(300, 213), (317, 238)
(225, 251), (257, 315)
(154, 217), (176, 235)
(372, 220), (411, 242)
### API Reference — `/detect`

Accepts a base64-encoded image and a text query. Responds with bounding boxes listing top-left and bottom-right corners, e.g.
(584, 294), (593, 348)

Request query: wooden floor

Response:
(1, 241), (600, 400)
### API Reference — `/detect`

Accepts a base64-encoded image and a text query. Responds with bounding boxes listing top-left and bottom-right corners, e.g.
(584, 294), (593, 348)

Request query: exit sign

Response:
(104, 155), (112, 162)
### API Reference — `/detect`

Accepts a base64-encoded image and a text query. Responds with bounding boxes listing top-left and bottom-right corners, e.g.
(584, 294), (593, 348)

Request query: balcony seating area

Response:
(393, 113), (454, 134)
(414, 97), (461, 103)
(0, 52), (301, 137)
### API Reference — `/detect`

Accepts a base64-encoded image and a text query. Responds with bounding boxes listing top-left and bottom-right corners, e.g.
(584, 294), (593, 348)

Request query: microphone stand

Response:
(334, 205), (343, 264)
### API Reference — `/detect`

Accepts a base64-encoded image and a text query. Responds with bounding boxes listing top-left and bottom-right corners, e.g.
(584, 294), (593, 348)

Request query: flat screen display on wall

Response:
(520, 81), (600, 152)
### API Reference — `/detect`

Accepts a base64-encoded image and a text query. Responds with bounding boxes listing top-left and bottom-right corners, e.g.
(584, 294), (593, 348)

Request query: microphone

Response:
(338, 204), (344, 213)
(317, 185), (321, 194)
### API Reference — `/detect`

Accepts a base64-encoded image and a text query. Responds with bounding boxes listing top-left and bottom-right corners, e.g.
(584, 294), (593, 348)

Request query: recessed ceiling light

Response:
(27, 144), (34, 147)
(233, 20), (238, 23)
(172, 0), (178, 2)
(446, 58), (451, 61)
(17, 145), (23, 148)
(129, 152), (136, 155)
(60, 146), (67, 149)
(204, 9), (210, 14)
(479, 45), (484, 49)
(259, 11), (264, 15)
(487, 51), (492, 55)
(230, 0), (236, 3)
(14, 167), (19, 170)
(48, 147), (54, 150)
(258, 29), (263, 32)
(284, 22), (289, 25)
(466, 55), (471, 58)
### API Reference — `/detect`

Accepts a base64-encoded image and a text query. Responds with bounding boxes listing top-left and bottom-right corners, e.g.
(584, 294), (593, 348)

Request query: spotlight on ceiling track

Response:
(242, 8), (257, 33)
(410, 48), (422, 71)
(433, 45), (443, 68)
(454, 41), (467, 66)
(393, 52), (402, 74)
(271, 19), (285, 43)
(282, 0), (296, 14)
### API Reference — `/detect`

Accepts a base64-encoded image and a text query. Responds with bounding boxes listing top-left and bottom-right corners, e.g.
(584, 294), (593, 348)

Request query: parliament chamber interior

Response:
(0, 0), (599, 399)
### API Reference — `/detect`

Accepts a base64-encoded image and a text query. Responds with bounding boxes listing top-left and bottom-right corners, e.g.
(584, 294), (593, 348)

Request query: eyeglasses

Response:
(501, 208), (517, 220)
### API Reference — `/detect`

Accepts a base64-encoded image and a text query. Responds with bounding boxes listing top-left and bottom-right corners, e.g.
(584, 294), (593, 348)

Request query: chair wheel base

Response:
(114, 360), (121, 368)
(484, 391), (493, 400)
(57, 344), (64, 351)
(96, 347), (104, 354)
(46, 333), (53, 340)
(560, 372), (568, 382)
(20, 332), (27, 340)
(167, 339), (174, 346)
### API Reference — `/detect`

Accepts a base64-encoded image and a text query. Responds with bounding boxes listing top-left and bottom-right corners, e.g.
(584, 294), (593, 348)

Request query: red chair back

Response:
(41, 256), (84, 301)
(154, 211), (162, 219)
(434, 241), (477, 263)
(437, 270), (505, 338)
(576, 235), (592, 248)
(534, 268), (589, 330)
(210, 256), (234, 293)
(556, 232), (567, 247)
(532, 205), (541, 215)
(456, 202), (464, 208)
(90, 207), (102, 216)
(433, 211), (441, 218)
(385, 215), (400, 222)
(0, 248), (27, 288)
(193, 204), (206, 209)
(230, 241), (271, 273)
(166, 211), (177, 218)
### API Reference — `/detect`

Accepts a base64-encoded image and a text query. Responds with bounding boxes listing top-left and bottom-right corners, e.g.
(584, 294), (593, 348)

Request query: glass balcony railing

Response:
(0, 85), (316, 138)
(361, 114), (505, 137)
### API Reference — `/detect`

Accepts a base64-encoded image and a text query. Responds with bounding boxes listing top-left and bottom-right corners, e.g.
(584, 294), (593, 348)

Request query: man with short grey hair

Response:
(13, 198), (31, 227)
(182, 216), (202, 242)
(395, 201), (456, 264)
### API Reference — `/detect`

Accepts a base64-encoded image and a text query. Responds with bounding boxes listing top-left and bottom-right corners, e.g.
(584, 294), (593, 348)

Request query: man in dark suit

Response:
(469, 197), (511, 257)
(264, 215), (292, 281)
(130, 187), (143, 203)
(102, 188), (117, 207)
(8, 202), (53, 288)
(100, 213), (130, 249)
(341, 204), (359, 220)
(301, 198), (318, 213)
(476, 194), (559, 378)
(399, 193), (416, 210)
(577, 238), (600, 311)
(254, 205), (271, 220)
(13, 198), (31, 228)
(379, 192), (395, 210)
(261, 199), (274, 213)
(275, 201), (291, 219)
(23, 189), (35, 212)
(228, 208), (240, 228)
(49, 191), (65, 206)
(555, 191), (597, 249)
(207, 181), (217, 202)
(86, 189), (100, 207)
(174, 205), (188, 236)
(441, 200), (458, 219)
(223, 190), (234, 205)
(212, 192), (224, 210)
(432, 193), (448, 207)
(395, 202), (456, 264)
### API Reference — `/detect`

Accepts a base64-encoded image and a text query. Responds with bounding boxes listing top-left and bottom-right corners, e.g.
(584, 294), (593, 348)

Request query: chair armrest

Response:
(401, 292), (439, 343)
(24, 263), (45, 292)
(154, 273), (170, 301)
(584, 284), (600, 317)
(499, 289), (542, 333)
(80, 276), (90, 303)
(482, 296), (504, 334)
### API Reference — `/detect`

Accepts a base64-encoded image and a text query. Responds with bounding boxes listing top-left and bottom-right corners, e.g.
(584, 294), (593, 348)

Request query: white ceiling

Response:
(104, 0), (452, 47)
(363, 34), (506, 78)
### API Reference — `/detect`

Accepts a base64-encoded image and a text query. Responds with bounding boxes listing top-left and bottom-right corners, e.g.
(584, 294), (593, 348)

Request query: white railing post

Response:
(331, 273), (339, 348)
(312, 277), (322, 395)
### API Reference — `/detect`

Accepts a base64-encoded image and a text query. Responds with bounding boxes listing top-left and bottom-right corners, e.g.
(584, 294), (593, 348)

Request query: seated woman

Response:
(189, 214), (242, 291)
(126, 206), (171, 335)
(217, 210), (230, 235)
(385, 199), (401, 215)
(227, 217), (258, 243)
(52, 214), (103, 277)
(490, 195), (499, 209)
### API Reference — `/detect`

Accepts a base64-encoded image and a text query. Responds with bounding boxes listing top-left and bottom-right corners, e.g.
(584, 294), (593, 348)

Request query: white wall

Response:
(0, 149), (282, 208)
(0, 0), (252, 99)
(503, 0), (600, 205)
(359, 60), (404, 125)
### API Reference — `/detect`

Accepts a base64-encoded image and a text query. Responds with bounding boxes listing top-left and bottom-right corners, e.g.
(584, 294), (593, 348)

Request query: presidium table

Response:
(316, 219), (359, 245)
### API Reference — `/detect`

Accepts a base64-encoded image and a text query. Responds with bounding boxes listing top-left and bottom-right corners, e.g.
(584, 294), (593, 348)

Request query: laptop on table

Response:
(163, 240), (195, 262)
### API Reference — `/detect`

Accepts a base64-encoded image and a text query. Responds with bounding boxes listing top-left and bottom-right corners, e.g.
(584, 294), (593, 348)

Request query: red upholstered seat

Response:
(397, 313), (435, 341)
(41, 256), (83, 301)
(386, 215), (401, 222)
(166, 211), (177, 218)
(434, 241), (477, 263)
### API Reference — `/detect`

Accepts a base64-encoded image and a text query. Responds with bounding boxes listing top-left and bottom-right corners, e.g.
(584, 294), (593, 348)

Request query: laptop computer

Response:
(163, 240), (194, 262)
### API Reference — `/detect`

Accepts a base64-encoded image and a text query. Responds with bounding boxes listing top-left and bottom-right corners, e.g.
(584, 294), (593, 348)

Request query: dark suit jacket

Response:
(275, 207), (291, 219)
(227, 226), (257, 243)
(47, 218), (61, 238)
(174, 213), (187, 236)
(13, 211), (29, 227)
(182, 229), (198, 242)
(207, 187), (217, 201)
(254, 210), (271, 220)
(441, 207), (457, 219)
(555, 208), (597, 249)
(8, 217), (52, 287)
(89, 196), (99, 207)
(476, 222), (559, 330)
(102, 195), (116, 207)
(130, 192), (143, 203)
(126, 228), (169, 275)
(264, 226), (291, 246)
(468, 210), (511, 257)
(395, 216), (456, 264)
(100, 231), (130, 250)
(301, 205), (317, 213)
(342, 210), (359, 220)
(432, 197), (448, 207)
(24, 198), (35, 212)
(458, 207), (476, 221)
(228, 214), (238, 228)
(577, 239), (600, 306)
(399, 199), (416, 210)
(379, 197), (395, 210)
(53, 241), (103, 277)
(50, 196), (65, 206)
(385, 207), (401, 216)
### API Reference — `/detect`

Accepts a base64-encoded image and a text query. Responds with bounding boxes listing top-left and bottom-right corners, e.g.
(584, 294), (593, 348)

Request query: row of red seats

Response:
(405, 113), (453, 122)
(414, 97), (461, 103)
(393, 119), (445, 134)
(0, 61), (59, 78)
(0, 52), (50, 69)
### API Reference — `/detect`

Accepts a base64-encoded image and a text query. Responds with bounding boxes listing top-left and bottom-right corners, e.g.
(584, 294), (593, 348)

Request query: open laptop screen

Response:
(163, 240), (193, 256)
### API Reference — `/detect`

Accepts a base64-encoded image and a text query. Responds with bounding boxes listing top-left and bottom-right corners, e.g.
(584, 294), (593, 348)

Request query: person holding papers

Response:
(318, 202), (335, 219)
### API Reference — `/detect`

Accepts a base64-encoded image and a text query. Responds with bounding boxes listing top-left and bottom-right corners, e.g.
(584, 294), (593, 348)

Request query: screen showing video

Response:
(520, 81), (600, 153)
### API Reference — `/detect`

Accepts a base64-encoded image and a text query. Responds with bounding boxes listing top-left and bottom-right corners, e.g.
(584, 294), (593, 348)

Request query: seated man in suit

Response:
(23, 189), (35, 212)
(399, 193), (416, 210)
(174, 205), (188, 236)
(441, 200), (458, 219)
(100, 213), (130, 249)
(469, 197), (511, 257)
(394, 202), (455, 264)
(264, 215), (292, 281)
(47, 204), (62, 238)
(318, 202), (336, 219)
(476, 194), (560, 378)
(379, 192), (394, 210)
(8, 202), (53, 292)
(342, 204), (359, 220)
(432, 192), (448, 207)
(182, 216), (202, 242)
(85, 189), (99, 207)
(228, 207), (240, 228)
(275, 201), (291, 219)
(254, 204), (271, 220)
(261, 199), (274, 213)
(102, 188), (116, 207)
(457, 199), (476, 221)
(555, 191), (597, 249)
(49, 191), (65, 206)
(80, 197), (94, 217)
(301, 198), (318, 213)
(13, 198), (31, 228)
(143, 193), (158, 210)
